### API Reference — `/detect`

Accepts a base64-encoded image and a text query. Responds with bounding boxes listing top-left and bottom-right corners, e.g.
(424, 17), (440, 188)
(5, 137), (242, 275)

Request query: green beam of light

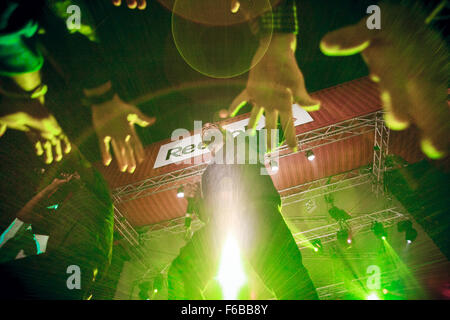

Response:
(216, 234), (247, 300)
(381, 239), (425, 298)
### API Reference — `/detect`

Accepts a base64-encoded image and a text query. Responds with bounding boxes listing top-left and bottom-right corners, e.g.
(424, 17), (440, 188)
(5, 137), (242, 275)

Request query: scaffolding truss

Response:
(112, 111), (382, 204)
(280, 167), (372, 207)
(111, 111), (390, 256)
(372, 112), (390, 197)
(293, 207), (405, 249)
(276, 112), (378, 158)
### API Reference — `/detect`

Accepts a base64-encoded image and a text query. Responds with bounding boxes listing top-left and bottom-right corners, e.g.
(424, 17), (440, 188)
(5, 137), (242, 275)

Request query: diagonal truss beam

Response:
(280, 167), (372, 206)
(112, 112), (381, 203)
(293, 207), (405, 249)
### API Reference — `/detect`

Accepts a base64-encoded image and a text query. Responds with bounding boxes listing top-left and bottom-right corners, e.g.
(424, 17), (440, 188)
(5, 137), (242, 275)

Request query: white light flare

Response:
(216, 234), (247, 300)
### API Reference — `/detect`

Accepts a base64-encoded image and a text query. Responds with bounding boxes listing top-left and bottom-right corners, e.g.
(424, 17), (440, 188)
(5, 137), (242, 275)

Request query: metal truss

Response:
(275, 112), (378, 159)
(316, 269), (406, 300)
(139, 215), (205, 240)
(111, 111), (386, 253)
(293, 207), (405, 249)
(372, 112), (390, 197)
(112, 111), (381, 204)
(135, 167), (375, 241)
(113, 163), (207, 203)
(280, 167), (373, 207)
(112, 197), (140, 248)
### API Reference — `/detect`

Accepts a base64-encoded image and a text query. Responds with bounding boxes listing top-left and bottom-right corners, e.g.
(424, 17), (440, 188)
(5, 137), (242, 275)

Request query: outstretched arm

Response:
(229, 0), (320, 152)
(320, 1), (449, 159)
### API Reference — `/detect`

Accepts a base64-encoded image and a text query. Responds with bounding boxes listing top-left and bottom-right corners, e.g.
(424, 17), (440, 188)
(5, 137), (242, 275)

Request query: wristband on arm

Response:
(259, 0), (299, 35)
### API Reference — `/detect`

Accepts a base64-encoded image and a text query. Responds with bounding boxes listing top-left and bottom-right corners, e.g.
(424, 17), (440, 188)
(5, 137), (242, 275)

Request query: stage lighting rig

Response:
(397, 220), (418, 243)
(371, 221), (387, 240)
(177, 186), (185, 198)
(311, 239), (323, 253)
(337, 228), (353, 248)
(306, 150), (315, 161)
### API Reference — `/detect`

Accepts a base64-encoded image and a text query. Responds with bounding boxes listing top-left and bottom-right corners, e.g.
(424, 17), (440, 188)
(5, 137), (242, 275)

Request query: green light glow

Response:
(320, 40), (370, 56)
(421, 139), (445, 159)
(216, 234), (247, 300)
(366, 292), (380, 300)
(381, 240), (425, 298)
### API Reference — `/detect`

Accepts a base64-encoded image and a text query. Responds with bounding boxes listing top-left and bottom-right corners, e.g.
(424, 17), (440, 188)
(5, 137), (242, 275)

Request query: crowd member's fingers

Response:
(291, 75), (321, 112)
(113, 0), (146, 10)
(100, 136), (113, 166)
(62, 134), (72, 154)
(378, 87), (411, 131)
(128, 112), (156, 128)
(126, 0), (137, 9)
(229, 90), (249, 117)
(279, 109), (297, 152)
(130, 127), (146, 164)
(407, 80), (449, 159)
(111, 139), (128, 172)
(247, 105), (264, 135)
(43, 140), (53, 164)
(0, 123), (6, 137)
(264, 109), (278, 152)
(53, 138), (63, 162)
(137, 0), (146, 10)
(124, 134), (137, 173)
(320, 19), (372, 57)
(231, 0), (240, 13)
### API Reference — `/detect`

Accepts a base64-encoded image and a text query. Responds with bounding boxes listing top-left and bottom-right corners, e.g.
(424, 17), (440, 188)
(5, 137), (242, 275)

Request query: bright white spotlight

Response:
(177, 186), (184, 198)
(366, 292), (380, 300)
(216, 234), (247, 300)
(270, 159), (279, 172)
(306, 150), (315, 161)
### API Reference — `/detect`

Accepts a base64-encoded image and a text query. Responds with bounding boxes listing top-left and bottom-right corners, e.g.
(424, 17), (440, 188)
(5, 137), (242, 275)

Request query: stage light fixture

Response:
(153, 274), (164, 294)
(337, 229), (352, 248)
(397, 220), (418, 243)
(306, 150), (315, 161)
(177, 186), (185, 198)
(311, 239), (323, 253)
(270, 159), (279, 172)
(405, 227), (418, 243)
(328, 206), (352, 221)
(371, 221), (387, 240)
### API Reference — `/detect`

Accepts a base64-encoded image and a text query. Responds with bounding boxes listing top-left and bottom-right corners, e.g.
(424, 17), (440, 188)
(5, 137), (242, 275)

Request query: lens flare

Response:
(216, 234), (247, 300)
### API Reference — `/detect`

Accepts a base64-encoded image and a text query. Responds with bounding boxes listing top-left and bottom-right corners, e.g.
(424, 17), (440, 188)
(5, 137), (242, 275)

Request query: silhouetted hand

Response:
(91, 94), (155, 173)
(229, 33), (320, 152)
(320, 3), (449, 159)
(0, 94), (71, 164)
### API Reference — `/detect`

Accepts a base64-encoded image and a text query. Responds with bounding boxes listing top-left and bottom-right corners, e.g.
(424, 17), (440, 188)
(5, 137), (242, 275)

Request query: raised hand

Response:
(0, 93), (71, 164)
(91, 94), (155, 173)
(320, 3), (449, 159)
(229, 33), (320, 152)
